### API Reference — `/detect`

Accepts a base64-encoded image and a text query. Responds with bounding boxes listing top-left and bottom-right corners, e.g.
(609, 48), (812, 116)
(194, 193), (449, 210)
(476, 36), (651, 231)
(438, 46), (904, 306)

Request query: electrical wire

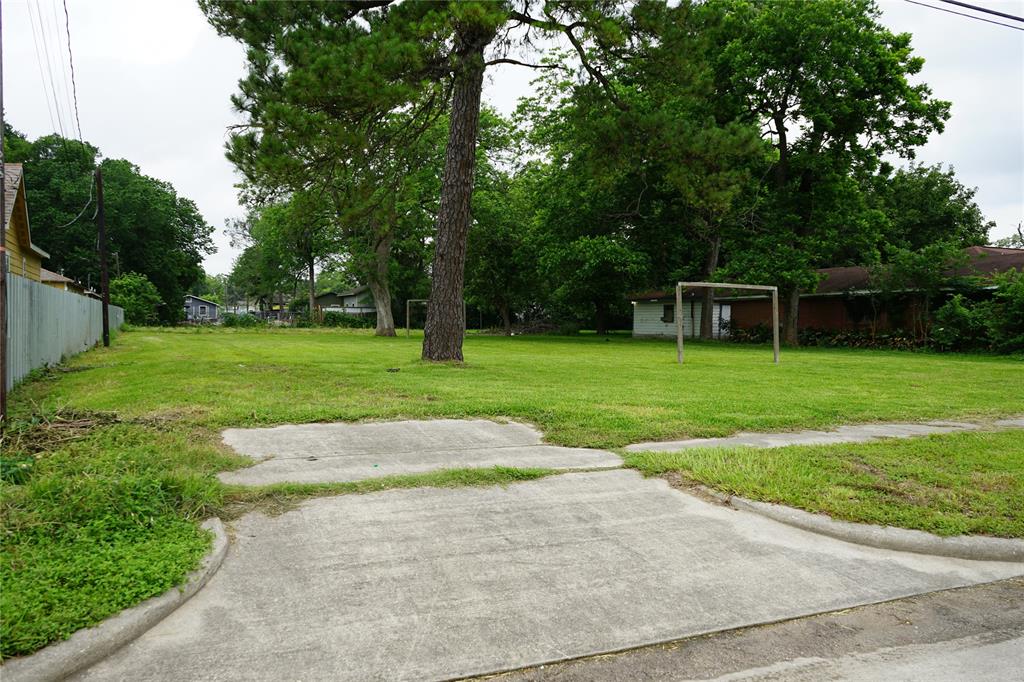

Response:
(25, 0), (60, 135)
(54, 175), (95, 229)
(937, 0), (1024, 23)
(48, 0), (78, 141)
(61, 0), (84, 142)
(31, 0), (70, 138)
(904, 0), (1024, 30)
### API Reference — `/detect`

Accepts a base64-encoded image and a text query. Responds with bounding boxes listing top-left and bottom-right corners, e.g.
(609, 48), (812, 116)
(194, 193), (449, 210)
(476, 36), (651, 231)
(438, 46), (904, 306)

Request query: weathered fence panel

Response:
(5, 273), (124, 390)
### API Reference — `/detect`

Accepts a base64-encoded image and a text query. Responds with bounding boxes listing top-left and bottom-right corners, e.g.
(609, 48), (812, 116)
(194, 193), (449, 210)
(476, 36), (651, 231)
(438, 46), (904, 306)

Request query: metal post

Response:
(406, 299), (410, 338)
(0, 0), (7, 423)
(771, 287), (780, 364)
(95, 168), (109, 347)
(675, 283), (684, 364)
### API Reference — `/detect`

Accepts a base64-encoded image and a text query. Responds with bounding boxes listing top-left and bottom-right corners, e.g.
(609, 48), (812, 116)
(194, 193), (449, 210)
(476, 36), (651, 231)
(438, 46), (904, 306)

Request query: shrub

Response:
(221, 313), (266, 328)
(797, 327), (921, 350)
(932, 295), (988, 351)
(109, 273), (162, 326)
(982, 269), (1024, 353)
(727, 322), (773, 344)
(321, 311), (374, 329)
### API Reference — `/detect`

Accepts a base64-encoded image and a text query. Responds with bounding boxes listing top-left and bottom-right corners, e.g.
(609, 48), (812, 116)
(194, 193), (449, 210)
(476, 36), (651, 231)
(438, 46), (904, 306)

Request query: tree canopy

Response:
(4, 126), (215, 323)
(202, 0), (995, 348)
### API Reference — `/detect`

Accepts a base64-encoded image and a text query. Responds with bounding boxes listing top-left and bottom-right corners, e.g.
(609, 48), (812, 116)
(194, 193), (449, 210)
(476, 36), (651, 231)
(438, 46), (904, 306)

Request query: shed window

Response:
(661, 304), (674, 323)
(199, 305), (208, 316)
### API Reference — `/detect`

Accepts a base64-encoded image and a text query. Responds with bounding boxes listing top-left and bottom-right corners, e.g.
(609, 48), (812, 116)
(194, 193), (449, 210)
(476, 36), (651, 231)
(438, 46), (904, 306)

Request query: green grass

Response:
(2, 327), (1022, 658)
(625, 429), (1024, 538)
(12, 327), (1024, 447)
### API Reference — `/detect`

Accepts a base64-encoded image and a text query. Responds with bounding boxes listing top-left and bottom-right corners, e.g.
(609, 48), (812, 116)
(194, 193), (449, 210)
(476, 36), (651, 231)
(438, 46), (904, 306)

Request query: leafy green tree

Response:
(109, 272), (163, 326)
(993, 226), (1023, 249)
(541, 236), (648, 334)
(525, 1), (770, 338)
(191, 273), (228, 304)
(870, 163), (993, 251)
(870, 241), (969, 341)
(4, 129), (215, 323)
(713, 0), (950, 343)
(466, 166), (535, 335)
(202, 0), (635, 359)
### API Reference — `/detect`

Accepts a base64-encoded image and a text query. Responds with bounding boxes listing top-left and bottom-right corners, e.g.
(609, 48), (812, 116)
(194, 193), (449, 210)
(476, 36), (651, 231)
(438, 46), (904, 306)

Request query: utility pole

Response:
(1, 0), (9, 425)
(95, 167), (109, 347)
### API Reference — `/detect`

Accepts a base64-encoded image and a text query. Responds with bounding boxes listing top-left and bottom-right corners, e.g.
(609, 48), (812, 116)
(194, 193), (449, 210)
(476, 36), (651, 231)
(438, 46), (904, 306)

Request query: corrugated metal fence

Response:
(5, 273), (124, 390)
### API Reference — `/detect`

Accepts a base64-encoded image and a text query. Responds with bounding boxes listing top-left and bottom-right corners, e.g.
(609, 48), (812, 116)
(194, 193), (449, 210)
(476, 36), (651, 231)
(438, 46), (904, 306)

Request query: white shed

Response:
(631, 295), (730, 339)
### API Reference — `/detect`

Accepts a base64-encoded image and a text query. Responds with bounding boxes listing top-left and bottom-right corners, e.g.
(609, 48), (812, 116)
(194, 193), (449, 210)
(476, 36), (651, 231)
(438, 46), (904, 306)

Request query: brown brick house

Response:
(728, 246), (1024, 333)
(630, 246), (1024, 337)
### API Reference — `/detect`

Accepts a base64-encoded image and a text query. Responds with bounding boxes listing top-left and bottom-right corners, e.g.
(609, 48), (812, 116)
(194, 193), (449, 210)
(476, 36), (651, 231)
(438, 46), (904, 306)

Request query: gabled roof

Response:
(317, 285), (370, 299)
(4, 163), (50, 259)
(185, 294), (219, 306)
(40, 267), (75, 284)
(629, 246), (1024, 301)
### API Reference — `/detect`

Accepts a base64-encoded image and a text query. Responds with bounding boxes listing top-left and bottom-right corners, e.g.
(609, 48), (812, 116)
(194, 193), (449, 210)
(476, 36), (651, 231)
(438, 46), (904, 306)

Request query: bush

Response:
(109, 273), (162, 326)
(797, 327), (921, 350)
(321, 311), (374, 329)
(983, 270), (1024, 353)
(221, 313), (266, 328)
(727, 322), (773, 344)
(932, 295), (988, 351)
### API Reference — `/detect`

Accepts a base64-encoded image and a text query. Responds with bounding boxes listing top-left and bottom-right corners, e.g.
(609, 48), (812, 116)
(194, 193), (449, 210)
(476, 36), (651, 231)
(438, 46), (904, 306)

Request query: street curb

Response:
(1, 518), (229, 682)
(696, 487), (1024, 563)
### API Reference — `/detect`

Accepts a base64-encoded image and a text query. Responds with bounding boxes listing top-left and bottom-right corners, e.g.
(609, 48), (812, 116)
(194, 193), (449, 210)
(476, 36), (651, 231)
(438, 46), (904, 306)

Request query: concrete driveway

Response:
(76, 467), (1022, 681)
(219, 419), (621, 485)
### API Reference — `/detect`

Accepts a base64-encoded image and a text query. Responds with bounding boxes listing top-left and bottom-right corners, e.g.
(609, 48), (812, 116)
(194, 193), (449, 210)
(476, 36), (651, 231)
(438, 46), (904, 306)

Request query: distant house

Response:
(315, 285), (375, 316)
(184, 294), (219, 322)
(629, 293), (732, 339)
(728, 246), (1024, 333)
(630, 246), (1024, 338)
(40, 267), (87, 295)
(4, 163), (50, 281)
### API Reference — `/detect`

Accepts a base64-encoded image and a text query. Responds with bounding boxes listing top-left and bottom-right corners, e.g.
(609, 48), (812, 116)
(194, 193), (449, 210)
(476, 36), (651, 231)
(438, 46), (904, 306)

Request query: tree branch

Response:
(485, 58), (564, 70)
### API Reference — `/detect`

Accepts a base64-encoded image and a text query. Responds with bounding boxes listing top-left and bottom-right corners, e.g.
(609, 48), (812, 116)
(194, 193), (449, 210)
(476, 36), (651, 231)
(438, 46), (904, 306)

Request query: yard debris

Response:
(1, 407), (120, 457)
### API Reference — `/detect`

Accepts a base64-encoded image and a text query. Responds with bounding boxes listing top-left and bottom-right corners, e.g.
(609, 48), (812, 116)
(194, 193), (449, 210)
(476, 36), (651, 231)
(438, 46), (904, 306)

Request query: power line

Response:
(904, 0), (1024, 30)
(61, 0), (84, 142)
(25, 0), (60, 134)
(936, 0), (1024, 23)
(30, 0), (69, 138)
(47, 0), (78, 141)
(55, 175), (96, 229)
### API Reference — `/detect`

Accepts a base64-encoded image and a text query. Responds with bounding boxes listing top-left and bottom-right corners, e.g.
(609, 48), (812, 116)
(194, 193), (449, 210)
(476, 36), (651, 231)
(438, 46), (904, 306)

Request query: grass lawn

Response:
(626, 429), (1024, 538)
(12, 327), (1024, 447)
(2, 327), (1022, 658)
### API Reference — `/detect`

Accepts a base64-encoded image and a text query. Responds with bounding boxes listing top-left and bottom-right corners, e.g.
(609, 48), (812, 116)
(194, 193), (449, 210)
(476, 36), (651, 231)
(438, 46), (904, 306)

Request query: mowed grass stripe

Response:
(12, 328), (1024, 449)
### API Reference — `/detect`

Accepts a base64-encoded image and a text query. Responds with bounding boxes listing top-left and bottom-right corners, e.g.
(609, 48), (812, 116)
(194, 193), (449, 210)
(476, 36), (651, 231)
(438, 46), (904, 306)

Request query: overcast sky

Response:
(4, 0), (1022, 275)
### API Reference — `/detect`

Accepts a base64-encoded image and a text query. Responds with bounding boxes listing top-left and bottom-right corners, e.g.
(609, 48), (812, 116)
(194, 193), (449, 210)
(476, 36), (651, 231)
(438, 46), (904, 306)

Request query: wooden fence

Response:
(5, 273), (124, 390)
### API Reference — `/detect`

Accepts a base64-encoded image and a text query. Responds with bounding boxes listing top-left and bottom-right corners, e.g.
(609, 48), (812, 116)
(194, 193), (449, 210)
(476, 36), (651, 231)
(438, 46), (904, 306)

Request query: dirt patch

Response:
(661, 471), (732, 506)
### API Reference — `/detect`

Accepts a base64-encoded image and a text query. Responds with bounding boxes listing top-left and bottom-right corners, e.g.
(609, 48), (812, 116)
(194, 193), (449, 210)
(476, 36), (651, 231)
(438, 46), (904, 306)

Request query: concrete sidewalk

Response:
(220, 419), (621, 485)
(493, 577), (1024, 681)
(76, 470), (1022, 681)
(625, 417), (1024, 453)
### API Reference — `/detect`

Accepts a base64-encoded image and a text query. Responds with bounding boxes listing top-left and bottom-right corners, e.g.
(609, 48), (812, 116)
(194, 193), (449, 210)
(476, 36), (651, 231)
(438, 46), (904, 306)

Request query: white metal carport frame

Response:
(675, 282), (780, 364)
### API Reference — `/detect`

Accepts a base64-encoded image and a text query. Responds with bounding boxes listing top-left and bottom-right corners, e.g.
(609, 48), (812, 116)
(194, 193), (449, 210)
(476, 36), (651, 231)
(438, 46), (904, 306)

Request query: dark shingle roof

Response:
(629, 246), (1024, 300)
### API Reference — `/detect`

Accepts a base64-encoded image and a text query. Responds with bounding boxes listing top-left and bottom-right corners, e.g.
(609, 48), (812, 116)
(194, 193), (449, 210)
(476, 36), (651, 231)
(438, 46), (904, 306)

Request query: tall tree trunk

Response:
(699, 234), (722, 340)
(594, 299), (609, 335)
(499, 302), (511, 336)
(422, 26), (495, 362)
(307, 256), (317, 322)
(368, 231), (396, 337)
(784, 287), (800, 345)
